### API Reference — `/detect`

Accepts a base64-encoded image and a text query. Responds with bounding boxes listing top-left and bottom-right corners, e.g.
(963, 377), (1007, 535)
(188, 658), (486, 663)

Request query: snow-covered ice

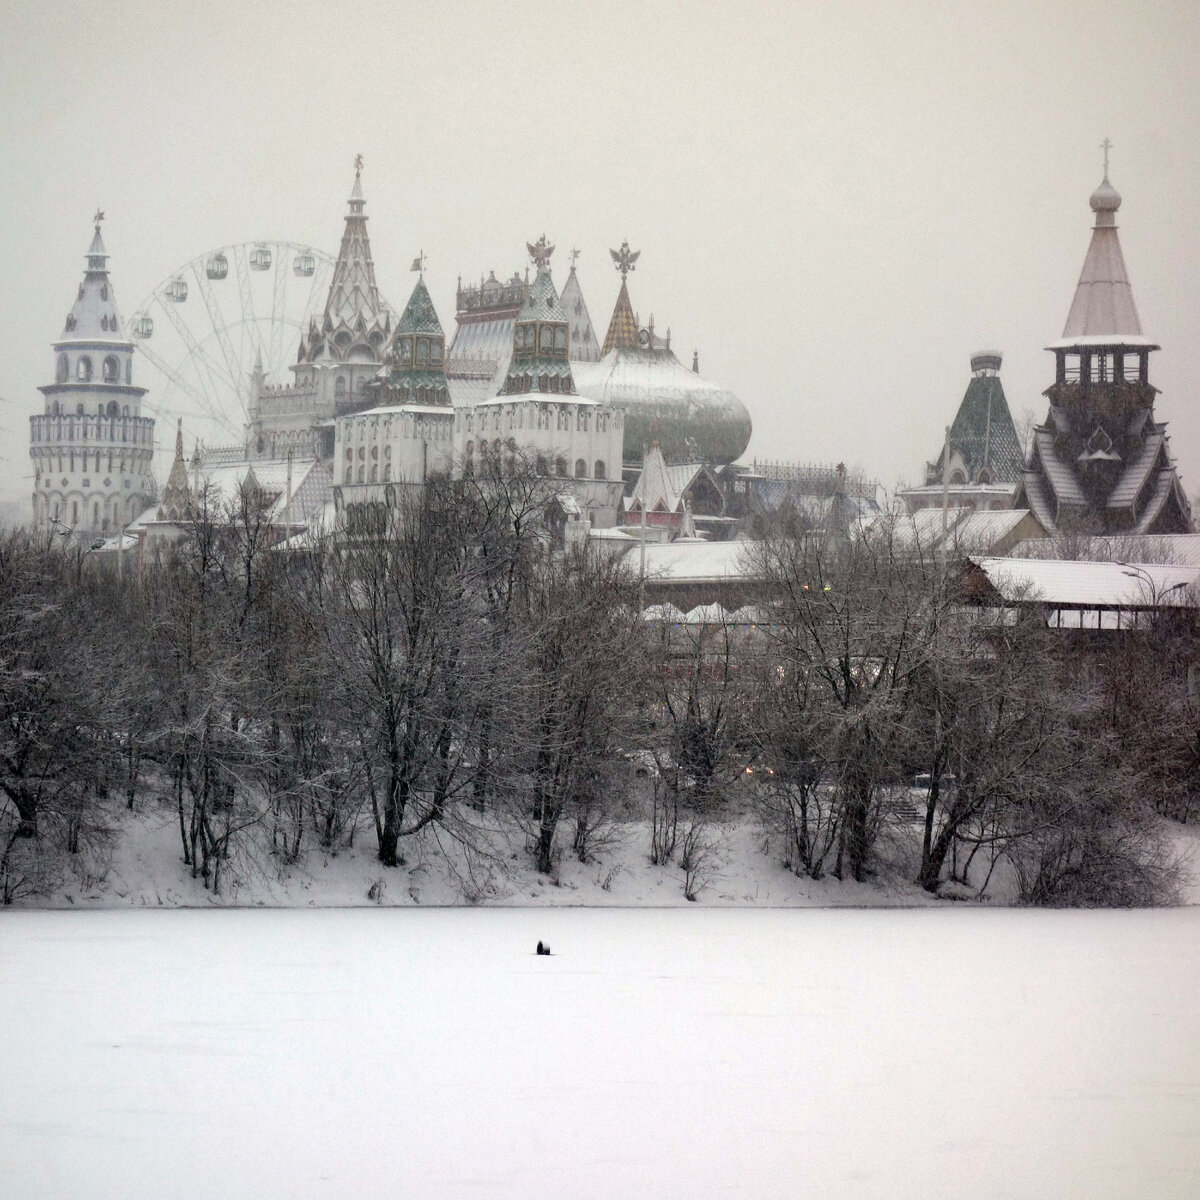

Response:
(1, 907), (1198, 1199)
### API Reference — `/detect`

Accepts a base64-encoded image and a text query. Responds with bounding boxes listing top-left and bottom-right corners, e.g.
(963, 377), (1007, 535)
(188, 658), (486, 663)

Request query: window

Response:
(535, 456), (547, 475)
(594, 460), (606, 480)
(125, 360), (132, 384)
(370, 465), (378, 483)
(383, 464), (392, 482)
(357, 465), (365, 483)
(335, 377), (347, 398)
(555, 327), (567, 349)
(56, 354), (68, 383)
(417, 339), (429, 363)
(431, 342), (442, 363)
(575, 458), (586, 478)
(77, 357), (93, 382)
(555, 456), (567, 477)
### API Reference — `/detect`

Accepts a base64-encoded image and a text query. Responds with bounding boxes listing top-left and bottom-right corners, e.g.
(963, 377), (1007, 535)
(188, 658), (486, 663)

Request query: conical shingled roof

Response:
(926, 357), (1024, 485)
(322, 164), (386, 330)
(516, 266), (568, 324)
(601, 279), (639, 356)
(59, 220), (129, 344)
(1058, 172), (1147, 344)
(560, 265), (600, 362)
(396, 275), (443, 336)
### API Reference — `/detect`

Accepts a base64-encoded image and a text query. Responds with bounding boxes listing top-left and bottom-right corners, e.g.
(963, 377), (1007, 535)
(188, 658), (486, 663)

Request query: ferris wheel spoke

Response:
(154, 291), (237, 415)
(269, 250), (288, 381)
(132, 330), (230, 429)
(191, 261), (244, 403)
(233, 246), (264, 369)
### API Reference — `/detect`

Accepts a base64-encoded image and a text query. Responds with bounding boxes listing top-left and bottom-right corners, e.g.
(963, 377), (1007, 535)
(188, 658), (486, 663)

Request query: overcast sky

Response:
(2, 0), (1199, 508)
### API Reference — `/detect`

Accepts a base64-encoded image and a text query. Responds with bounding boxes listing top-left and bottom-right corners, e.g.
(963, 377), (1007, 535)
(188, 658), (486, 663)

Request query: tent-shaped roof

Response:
(560, 264), (600, 362)
(1050, 172), (1155, 349)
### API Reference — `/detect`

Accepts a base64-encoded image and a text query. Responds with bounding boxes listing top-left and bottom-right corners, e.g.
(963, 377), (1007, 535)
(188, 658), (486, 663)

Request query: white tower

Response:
(29, 214), (157, 536)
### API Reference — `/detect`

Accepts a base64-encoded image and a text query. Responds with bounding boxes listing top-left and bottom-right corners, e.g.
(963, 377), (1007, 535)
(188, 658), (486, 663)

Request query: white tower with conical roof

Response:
(29, 215), (157, 536)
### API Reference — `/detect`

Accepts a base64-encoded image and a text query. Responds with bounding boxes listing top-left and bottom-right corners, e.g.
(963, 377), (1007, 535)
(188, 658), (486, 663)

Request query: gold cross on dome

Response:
(1101, 137), (1113, 177)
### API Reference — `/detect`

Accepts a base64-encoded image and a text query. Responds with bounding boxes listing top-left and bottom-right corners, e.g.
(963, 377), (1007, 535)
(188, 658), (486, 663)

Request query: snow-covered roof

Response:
(1010, 534), (1200, 567)
(625, 539), (761, 584)
(970, 556), (1200, 608)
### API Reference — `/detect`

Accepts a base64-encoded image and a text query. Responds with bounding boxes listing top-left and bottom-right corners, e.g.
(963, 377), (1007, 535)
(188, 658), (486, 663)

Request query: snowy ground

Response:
(18, 795), (1200, 909)
(30, 799), (955, 909)
(1, 906), (1198, 1199)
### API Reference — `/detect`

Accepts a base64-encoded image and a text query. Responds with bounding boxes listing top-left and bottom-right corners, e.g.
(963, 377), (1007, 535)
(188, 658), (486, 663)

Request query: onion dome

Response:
(1089, 175), (1122, 218)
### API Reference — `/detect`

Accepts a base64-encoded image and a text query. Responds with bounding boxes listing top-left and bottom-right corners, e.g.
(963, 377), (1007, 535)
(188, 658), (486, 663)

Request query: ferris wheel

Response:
(128, 240), (336, 454)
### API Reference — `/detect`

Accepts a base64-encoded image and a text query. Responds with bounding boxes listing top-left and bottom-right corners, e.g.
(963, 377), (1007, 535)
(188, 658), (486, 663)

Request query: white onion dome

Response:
(1089, 175), (1122, 214)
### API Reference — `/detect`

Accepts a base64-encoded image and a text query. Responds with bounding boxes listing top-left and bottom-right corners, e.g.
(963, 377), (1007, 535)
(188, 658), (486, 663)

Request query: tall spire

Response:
(322, 154), (385, 328)
(1060, 148), (1144, 342)
(559, 249), (600, 362)
(60, 213), (127, 341)
(602, 241), (641, 356)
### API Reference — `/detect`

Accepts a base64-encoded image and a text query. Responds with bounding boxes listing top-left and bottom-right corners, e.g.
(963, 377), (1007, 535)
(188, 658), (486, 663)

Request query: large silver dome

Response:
(573, 345), (752, 464)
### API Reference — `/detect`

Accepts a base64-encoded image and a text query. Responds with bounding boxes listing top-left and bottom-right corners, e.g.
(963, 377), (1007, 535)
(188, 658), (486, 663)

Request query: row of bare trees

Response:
(1, 476), (1193, 904)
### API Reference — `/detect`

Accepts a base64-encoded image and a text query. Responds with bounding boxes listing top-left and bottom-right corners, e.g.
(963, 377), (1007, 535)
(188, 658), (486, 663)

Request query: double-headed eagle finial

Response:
(610, 240), (639, 280)
(527, 234), (554, 269)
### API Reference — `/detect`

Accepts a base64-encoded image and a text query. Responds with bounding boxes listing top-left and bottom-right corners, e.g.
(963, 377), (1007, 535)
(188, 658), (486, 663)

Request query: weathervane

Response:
(569, 247), (581, 268)
(93, 208), (105, 229)
(354, 152), (364, 173)
(610, 240), (640, 280)
(1101, 137), (1113, 178)
(527, 234), (554, 269)
(411, 250), (427, 275)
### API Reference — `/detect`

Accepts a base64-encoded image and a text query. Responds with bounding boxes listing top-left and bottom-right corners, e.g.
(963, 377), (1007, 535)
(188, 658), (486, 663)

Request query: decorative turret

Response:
(30, 213), (156, 535)
(499, 237), (576, 396)
(1016, 146), (1191, 534)
(375, 261), (451, 407)
(924, 351), (1023, 488)
(158, 419), (192, 520)
(292, 156), (392, 417)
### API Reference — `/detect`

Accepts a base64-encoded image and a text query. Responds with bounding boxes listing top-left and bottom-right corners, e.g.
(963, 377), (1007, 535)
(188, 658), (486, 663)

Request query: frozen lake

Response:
(1, 908), (1197, 1199)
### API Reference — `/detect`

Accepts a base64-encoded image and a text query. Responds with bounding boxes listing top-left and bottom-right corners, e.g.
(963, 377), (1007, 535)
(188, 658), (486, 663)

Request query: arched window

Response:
(575, 458), (587, 479)
(77, 357), (93, 382)
(345, 462), (354, 484)
(594, 460), (606, 480)
(535, 455), (547, 475)
(335, 377), (347, 398)
(416, 339), (429, 363)
(122, 405), (129, 417)
(554, 327), (567, 349)
(357, 465), (365, 484)
(555, 456), (567, 477)
(370, 465), (378, 483)
(105, 400), (118, 417)
(56, 354), (68, 383)
(383, 463), (391, 482)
